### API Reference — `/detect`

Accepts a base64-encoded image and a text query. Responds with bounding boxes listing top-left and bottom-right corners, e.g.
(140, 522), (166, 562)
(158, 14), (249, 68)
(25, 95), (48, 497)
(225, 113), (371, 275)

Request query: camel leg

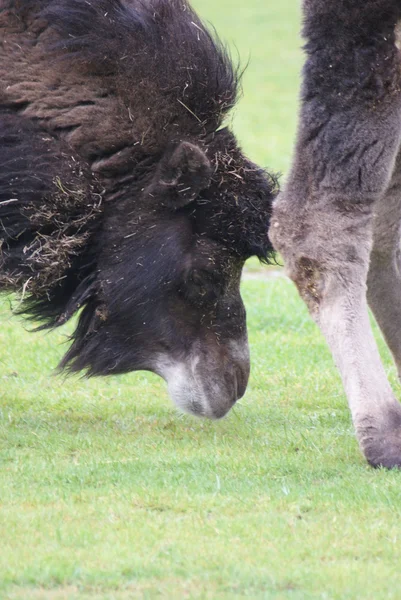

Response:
(367, 155), (401, 380)
(270, 1), (401, 468)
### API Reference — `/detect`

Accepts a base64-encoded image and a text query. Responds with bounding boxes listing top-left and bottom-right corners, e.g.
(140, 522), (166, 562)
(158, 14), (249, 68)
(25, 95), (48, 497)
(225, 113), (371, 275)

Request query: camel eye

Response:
(179, 268), (222, 305)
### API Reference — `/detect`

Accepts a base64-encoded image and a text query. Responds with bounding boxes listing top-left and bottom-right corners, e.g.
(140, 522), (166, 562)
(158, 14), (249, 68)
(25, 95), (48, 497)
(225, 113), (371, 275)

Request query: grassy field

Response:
(192, 0), (303, 174)
(2, 0), (401, 599)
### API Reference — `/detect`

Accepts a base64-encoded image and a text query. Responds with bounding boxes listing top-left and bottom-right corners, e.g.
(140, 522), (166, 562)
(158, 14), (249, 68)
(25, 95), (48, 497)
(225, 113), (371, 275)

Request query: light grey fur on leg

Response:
(368, 155), (401, 380)
(269, 0), (401, 468)
(271, 193), (401, 467)
(270, 99), (401, 468)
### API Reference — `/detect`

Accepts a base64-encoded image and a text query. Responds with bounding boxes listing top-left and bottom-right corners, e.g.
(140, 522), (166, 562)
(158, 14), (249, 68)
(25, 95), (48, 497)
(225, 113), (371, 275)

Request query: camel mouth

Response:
(154, 349), (249, 419)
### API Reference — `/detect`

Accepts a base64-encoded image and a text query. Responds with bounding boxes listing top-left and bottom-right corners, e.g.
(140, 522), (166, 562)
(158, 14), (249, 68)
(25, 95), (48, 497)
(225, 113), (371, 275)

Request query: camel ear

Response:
(149, 141), (212, 208)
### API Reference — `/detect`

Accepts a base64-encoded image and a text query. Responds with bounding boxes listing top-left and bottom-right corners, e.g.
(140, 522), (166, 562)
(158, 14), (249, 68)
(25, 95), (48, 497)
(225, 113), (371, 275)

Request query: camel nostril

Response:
(235, 366), (248, 400)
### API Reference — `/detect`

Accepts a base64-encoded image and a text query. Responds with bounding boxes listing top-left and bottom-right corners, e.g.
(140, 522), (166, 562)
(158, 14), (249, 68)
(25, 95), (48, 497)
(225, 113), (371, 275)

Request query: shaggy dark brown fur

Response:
(0, 0), (276, 418)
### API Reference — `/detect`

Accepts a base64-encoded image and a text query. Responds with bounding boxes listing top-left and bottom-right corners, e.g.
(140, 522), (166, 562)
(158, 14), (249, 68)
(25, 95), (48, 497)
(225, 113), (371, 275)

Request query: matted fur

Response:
(0, 0), (276, 417)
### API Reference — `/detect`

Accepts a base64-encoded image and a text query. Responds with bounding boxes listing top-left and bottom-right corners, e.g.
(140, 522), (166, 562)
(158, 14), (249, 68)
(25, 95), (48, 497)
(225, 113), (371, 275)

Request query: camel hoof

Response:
(360, 410), (401, 469)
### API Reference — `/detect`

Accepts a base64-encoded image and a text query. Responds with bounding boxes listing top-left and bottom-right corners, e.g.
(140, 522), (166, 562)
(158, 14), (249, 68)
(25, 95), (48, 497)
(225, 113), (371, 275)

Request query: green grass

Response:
(3, 1), (401, 599)
(192, 0), (303, 174)
(2, 277), (401, 599)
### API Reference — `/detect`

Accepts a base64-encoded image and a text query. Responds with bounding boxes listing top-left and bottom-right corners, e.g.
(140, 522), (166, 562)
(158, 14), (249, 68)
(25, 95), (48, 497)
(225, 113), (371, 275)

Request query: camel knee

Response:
(270, 198), (374, 315)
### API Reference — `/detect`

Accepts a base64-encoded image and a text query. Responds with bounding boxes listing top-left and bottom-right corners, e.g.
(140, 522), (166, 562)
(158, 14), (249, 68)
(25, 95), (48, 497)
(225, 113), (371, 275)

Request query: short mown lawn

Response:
(2, 0), (401, 598)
